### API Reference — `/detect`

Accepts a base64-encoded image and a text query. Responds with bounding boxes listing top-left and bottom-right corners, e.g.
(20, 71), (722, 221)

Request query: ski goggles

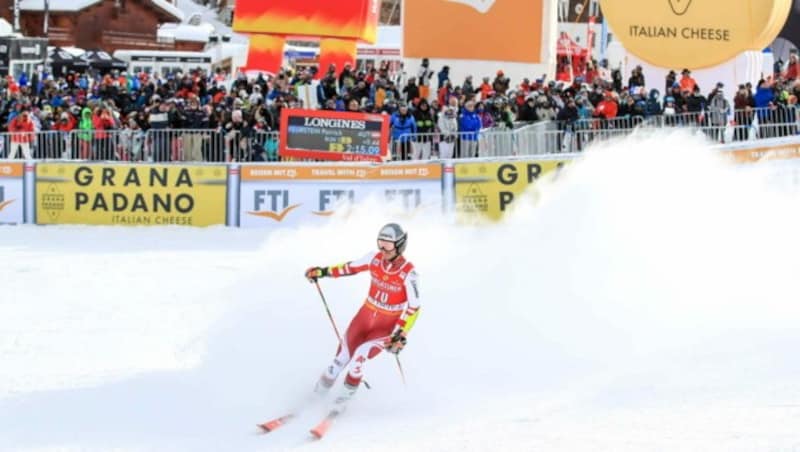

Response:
(377, 239), (396, 252)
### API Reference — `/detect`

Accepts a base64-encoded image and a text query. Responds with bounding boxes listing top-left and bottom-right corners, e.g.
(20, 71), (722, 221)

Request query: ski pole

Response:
(314, 280), (342, 342)
(395, 355), (406, 387)
(313, 280), (371, 390)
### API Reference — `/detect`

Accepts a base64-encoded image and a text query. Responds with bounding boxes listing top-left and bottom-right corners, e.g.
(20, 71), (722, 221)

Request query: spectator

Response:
(92, 106), (117, 160)
(665, 70), (677, 94)
(492, 71), (510, 96)
(708, 86), (730, 142)
(183, 95), (209, 161)
(7, 109), (34, 159)
(417, 58), (434, 101)
(403, 78), (420, 104)
(459, 101), (482, 158)
(733, 84), (754, 141)
(645, 89), (662, 116)
(437, 66), (450, 90)
(390, 103), (417, 160)
(475, 101), (494, 129)
(462, 75), (475, 97)
(679, 69), (697, 93)
(594, 91), (618, 120)
(412, 99), (435, 160)
(628, 65), (645, 91)
(437, 106), (458, 159)
(785, 53), (799, 81)
(78, 106), (94, 159)
(518, 96), (538, 122)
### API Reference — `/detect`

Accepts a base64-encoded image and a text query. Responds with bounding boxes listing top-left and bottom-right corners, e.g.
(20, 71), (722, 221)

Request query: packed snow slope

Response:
(1, 131), (799, 452)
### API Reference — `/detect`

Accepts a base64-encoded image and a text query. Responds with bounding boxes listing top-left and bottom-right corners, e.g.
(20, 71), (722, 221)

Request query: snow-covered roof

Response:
(20, 0), (183, 20)
(151, 0), (184, 22)
(158, 22), (215, 43)
(0, 18), (14, 36)
(172, 0), (247, 44)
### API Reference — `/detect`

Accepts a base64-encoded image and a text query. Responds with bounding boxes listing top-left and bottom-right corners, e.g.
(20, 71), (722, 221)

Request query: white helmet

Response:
(377, 223), (407, 254)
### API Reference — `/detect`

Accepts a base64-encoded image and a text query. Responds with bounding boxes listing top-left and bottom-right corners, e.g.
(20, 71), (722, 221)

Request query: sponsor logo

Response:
(302, 117), (367, 130)
(385, 189), (422, 210)
(445, 0), (496, 14)
(36, 164), (226, 226)
(41, 183), (64, 221)
(248, 189), (301, 221)
(459, 183), (489, 213)
(601, 0), (788, 69)
(312, 189), (354, 216)
(668, 0), (692, 15)
(0, 185), (14, 212)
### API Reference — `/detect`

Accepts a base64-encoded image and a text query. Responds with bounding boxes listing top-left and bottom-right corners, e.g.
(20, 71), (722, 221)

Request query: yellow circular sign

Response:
(600, 0), (791, 69)
(750, 0), (792, 51)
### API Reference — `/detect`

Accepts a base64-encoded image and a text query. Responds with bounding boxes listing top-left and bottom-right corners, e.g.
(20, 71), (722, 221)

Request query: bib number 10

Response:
(373, 289), (389, 303)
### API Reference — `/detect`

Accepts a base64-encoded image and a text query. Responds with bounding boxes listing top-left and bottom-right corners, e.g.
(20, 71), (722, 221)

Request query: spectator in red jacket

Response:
(785, 53), (798, 81)
(92, 106), (117, 160)
(8, 110), (35, 159)
(594, 92), (619, 119)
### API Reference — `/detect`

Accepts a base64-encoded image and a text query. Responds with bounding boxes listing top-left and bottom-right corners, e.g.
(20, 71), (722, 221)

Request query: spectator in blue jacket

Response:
(390, 103), (417, 160)
(459, 100), (482, 158)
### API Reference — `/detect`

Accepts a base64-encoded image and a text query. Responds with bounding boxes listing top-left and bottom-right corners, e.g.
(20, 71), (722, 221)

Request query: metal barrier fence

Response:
(0, 129), (282, 162)
(3, 106), (799, 162)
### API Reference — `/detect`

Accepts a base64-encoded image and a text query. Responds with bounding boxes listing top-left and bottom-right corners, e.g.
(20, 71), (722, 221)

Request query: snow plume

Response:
(1, 129), (799, 451)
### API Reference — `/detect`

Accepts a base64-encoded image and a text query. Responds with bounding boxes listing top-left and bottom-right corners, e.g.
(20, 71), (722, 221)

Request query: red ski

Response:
(309, 411), (340, 439)
(257, 413), (295, 433)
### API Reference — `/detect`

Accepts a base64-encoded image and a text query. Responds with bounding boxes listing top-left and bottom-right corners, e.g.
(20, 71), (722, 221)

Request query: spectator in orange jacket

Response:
(679, 68), (697, 93)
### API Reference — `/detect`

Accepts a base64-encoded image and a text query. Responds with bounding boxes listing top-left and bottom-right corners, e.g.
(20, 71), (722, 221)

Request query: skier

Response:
(304, 223), (421, 411)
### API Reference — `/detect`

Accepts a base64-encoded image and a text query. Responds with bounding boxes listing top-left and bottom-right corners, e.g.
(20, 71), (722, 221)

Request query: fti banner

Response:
(233, 0), (379, 44)
(0, 162), (24, 225)
(454, 159), (567, 222)
(239, 163), (443, 228)
(36, 164), (228, 226)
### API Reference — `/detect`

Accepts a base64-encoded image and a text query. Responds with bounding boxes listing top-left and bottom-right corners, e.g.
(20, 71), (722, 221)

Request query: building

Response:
(0, 0), (207, 53)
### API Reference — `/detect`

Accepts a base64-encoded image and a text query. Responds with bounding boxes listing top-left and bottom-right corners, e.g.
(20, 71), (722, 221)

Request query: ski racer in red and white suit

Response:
(305, 223), (420, 401)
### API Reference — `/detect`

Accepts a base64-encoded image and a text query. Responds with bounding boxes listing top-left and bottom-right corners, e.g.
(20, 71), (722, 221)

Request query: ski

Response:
(309, 411), (340, 439)
(257, 413), (295, 433)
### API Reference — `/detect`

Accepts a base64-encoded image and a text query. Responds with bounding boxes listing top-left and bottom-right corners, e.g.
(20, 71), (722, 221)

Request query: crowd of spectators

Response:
(2, 52), (800, 161)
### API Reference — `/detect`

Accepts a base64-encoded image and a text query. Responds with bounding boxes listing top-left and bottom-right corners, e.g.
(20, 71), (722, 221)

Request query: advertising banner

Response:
(243, 34), (285, 75)
(0, 162), (24, 225)
(454, 159), (567, 222)
(317, 38), (358, 78)
(725, 142), (800, 164)
(239, 163), (443, 228)
(280, 109), (390, 162)
(403, 0), (545, 63)
(36, 164), (228, 226)
(599, 0), (791, 69)
(233, 0), (379, 44)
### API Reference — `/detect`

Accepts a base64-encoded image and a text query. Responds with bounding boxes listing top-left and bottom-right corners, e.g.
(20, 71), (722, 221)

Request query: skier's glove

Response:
(385, 330), (407, 355)
(305, 266), (329, 282)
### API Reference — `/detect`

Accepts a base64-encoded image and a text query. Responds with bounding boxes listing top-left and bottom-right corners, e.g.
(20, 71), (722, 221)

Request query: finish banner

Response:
(454, 159), (567, 222)
(0, 162), (24, 225)
(36, 164), (228, 226)
(239, 163), (443, 228)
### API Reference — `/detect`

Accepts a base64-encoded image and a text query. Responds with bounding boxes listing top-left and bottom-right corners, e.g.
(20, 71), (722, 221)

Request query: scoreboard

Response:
(279, 109), (390, 162)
